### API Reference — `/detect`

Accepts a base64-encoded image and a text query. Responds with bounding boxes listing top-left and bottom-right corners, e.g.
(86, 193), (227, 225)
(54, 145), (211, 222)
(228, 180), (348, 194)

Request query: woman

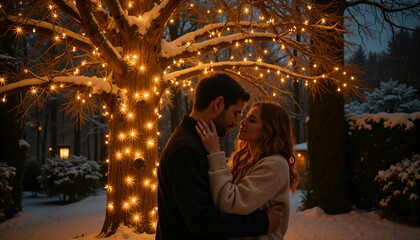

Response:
(195, 101), (298, 240)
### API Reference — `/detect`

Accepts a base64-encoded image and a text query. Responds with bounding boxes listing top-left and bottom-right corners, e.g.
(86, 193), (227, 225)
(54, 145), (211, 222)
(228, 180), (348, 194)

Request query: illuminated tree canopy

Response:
(0, 0), (361, 236)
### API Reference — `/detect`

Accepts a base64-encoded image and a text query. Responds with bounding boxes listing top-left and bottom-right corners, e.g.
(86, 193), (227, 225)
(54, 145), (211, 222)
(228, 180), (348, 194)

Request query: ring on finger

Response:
(202, 131), (207, 135)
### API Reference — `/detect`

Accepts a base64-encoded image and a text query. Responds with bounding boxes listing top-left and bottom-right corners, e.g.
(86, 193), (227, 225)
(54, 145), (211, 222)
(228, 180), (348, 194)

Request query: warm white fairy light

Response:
(126, 176), (133, 184)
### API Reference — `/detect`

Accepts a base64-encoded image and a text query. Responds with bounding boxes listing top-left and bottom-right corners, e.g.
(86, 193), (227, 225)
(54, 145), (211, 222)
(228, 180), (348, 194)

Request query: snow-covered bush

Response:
(0, 162), (16, 221)
(375, 154), (420, 220)
(38, 155), (102, 202)
(345, 113), (420, 209)
(345, 80), (420, 114)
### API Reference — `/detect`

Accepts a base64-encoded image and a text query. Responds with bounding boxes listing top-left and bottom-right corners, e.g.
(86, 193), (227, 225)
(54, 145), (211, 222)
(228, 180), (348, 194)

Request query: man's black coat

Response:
(156, 116), (268, 240)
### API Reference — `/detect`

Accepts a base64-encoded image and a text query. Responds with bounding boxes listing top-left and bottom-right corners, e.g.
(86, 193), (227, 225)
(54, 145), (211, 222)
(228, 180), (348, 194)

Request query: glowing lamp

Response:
(58, 145), (70, 159)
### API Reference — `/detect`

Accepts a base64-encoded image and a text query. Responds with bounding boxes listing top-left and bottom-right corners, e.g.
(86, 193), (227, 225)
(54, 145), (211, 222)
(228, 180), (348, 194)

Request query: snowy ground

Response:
(0, 191), (419, 240)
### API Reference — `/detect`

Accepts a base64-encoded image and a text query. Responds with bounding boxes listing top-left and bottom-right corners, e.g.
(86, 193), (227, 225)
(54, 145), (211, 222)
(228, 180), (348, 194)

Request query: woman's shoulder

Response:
(256, 154), (289, 169)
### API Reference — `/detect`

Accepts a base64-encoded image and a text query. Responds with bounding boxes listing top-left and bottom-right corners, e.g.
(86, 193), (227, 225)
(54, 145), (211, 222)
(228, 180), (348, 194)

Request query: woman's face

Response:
(238, 106), (266, 145)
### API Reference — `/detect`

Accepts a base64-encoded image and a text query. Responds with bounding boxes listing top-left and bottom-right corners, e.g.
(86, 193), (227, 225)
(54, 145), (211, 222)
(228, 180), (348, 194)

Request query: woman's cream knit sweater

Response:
(207, 152), (290, 240)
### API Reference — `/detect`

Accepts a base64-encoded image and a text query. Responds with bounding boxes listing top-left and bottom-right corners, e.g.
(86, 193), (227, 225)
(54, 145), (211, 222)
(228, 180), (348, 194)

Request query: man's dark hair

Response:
(193, 73), (250, 111)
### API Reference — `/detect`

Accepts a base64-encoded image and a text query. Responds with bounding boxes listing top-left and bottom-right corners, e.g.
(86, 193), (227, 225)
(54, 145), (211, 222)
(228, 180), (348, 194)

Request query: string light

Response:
(3, 3), (357, 229)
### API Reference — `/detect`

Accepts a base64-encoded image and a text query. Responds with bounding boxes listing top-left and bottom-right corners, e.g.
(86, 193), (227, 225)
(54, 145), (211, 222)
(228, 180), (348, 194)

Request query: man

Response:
(156, 73), (283, 239)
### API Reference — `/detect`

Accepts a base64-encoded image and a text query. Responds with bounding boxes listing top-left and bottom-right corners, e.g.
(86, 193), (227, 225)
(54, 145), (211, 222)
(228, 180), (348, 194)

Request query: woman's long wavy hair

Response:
(230, 102), (298, 192)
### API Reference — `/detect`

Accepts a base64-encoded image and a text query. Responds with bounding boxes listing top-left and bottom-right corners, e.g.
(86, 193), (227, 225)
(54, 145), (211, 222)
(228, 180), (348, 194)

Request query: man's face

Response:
(213, 99), (245, 137)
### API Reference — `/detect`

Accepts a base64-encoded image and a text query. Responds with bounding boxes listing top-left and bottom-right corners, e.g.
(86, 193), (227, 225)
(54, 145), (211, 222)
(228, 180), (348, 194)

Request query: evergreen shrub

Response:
(38, 155), (102, 202)
(375, 154), (420, 221)
(345, 113), (420, 209)
(0, 162), (16, 222)
(346, 113), (420, 209)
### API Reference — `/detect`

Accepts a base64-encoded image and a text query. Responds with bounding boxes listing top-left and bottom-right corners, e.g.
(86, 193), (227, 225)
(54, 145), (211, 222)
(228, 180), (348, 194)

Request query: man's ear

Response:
(214, 96), (224, 112)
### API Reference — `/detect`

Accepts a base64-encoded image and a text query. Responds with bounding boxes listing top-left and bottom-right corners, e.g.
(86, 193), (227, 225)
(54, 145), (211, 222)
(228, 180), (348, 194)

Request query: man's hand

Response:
(265, 204), (284, 233)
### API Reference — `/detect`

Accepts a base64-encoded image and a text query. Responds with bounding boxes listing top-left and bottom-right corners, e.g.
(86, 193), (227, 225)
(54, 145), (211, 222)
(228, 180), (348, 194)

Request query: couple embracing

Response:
(156, 73), (298, 240)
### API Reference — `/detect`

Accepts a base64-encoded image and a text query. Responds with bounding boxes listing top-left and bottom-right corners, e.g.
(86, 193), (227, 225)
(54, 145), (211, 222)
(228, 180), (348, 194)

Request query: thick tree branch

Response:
(52, 0), (82, 27)
(162, 61), (320, 83)
(75, 0), (126, 75)
(0, 75), (120, 97)
(102, 0), (130, 39)
(153, 0), (183, 31)
(160, 32), (309, 67)
(2, 16), (93, 53)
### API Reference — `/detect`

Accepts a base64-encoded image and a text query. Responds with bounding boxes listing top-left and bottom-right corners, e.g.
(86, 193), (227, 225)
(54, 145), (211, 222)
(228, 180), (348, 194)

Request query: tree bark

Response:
(304, 0), (351, 214)
(50, 97), (58, 157)
(100, 40), (162, 234)
(74, 123), (81, 156)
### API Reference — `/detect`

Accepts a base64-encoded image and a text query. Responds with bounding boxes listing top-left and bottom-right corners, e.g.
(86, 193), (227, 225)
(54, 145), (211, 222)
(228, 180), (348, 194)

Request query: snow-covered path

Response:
(0, 191), (419, 240)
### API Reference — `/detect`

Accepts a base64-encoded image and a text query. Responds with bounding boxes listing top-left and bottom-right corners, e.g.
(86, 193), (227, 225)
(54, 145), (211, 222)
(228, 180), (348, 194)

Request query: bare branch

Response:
(345, 0), (420, 12)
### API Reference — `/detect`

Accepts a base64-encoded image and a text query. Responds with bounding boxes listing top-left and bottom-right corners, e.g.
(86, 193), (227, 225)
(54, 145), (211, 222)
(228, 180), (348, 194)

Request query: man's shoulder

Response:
(163, 128), (204, 155)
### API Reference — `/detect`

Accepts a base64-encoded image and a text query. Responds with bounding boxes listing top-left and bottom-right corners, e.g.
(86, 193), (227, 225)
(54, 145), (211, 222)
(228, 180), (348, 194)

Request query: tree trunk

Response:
(50, 97), (58, 157)
(36, 112), (41, 163)
(304, 0), (351, 214)
(41, 104), (50, 163)
(100, 43), (162, 234)
(74, 123), (81, 156)
(0, 94), (27, 218)
(94, 119), (99, 161)
(170, 89), (182, 132)
(100, 116), (107, 162)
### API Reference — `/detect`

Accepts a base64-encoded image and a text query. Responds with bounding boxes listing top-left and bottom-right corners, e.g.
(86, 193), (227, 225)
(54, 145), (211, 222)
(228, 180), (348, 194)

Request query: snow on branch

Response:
(0, 75), (121, 97)
(163, 20), (339, 49)
(160, 31), (308, 66)
(4, 15), (93, 52)
(162, 61), (319, 83)
(75, 0), (126, 75)
(123, 0), (175, 36)
(103, 0), (131, 39)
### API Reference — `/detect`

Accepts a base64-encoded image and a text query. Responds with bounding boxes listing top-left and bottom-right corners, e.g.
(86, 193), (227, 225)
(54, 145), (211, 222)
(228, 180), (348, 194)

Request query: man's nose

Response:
(233, 118), (239, 127)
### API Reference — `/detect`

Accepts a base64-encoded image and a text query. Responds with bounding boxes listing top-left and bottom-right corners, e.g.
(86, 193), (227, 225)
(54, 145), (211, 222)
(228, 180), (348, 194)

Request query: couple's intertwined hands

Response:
(195, 119), (220, 154)
(266, 204), (284, 233)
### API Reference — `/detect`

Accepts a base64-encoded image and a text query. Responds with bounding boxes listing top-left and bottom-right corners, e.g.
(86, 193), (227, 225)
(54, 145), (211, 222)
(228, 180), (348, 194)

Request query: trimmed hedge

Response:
(345, 113), (420, 210)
